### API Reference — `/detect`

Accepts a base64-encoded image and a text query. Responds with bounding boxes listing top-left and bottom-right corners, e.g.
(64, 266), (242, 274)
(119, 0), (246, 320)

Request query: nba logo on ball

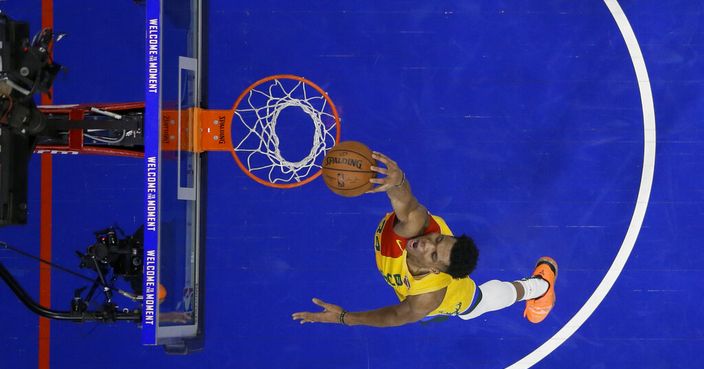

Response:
(336, 173), (345, 187)
(322, 141), (377, 197)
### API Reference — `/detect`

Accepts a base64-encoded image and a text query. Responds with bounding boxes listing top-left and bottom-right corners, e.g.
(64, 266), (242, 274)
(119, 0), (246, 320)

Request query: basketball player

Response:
(292, 151), (557, 327)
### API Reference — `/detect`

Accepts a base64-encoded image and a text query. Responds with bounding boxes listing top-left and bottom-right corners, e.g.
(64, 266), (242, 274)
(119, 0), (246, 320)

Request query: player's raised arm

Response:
(292, 289), (445, 328)
(367, 151), (428, 236)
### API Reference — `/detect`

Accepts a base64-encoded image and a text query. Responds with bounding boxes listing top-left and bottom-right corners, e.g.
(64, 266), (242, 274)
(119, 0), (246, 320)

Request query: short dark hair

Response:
(445, 234), (479, 279)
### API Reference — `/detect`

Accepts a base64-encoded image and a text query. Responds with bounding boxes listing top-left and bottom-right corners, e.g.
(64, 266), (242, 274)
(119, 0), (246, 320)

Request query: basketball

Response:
(158, 283), (167, 303)
(322, 141), (376, 197)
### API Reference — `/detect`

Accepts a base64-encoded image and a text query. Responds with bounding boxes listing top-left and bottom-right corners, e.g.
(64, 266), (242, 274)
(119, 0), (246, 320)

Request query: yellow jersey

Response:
(374, 212), (476, 317)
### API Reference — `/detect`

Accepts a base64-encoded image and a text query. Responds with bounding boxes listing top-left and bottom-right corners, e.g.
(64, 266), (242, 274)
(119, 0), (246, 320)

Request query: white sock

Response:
(459, 280), (517, 320)
(515, 277), (549, 301)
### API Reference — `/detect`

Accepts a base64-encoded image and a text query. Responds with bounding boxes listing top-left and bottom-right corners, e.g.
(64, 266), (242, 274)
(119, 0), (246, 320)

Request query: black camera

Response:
(78, 226), (144, 296)
(0, 13), (59, 135)
(0, 13), (61, 226)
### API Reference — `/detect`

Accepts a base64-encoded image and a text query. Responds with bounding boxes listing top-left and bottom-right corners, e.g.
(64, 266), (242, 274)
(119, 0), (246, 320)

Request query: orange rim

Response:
(228, 74), (341, 189)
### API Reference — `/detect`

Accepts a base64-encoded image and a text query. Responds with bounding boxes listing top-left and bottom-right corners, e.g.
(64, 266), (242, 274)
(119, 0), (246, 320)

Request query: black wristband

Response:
(339, 310), (348, 325)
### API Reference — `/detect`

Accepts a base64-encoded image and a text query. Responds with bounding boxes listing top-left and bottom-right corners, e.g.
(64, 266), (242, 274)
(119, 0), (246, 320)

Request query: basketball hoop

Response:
(229, 74), (341, 188)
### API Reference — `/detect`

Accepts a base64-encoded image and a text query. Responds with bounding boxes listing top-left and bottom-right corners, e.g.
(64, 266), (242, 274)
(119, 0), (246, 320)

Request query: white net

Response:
(232, 76), (339, 185)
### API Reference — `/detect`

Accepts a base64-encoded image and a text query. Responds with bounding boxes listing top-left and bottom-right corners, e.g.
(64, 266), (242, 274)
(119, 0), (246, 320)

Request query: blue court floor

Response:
(0, 1), (702, 368)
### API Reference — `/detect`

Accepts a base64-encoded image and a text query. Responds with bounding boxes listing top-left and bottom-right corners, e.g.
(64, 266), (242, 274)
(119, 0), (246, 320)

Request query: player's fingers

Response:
(293, 314), (307, 323)
(365, 186), (385, 194)
(312, 298), (331, 310)
(372, 151), (397, 168)
(293, 312), (312, 321)
(369, 166), (388, 175)
(371, 152), (390, 166)
(369, 178), (386, 185)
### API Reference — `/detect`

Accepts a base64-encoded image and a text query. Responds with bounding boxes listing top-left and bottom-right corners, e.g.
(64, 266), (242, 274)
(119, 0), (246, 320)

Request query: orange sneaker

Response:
(523, 256), (558, 323)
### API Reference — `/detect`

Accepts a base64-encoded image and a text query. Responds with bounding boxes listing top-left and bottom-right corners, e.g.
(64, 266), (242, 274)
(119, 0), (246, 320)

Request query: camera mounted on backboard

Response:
(77, 226), (145, 297)
(0, 13), (61, 136)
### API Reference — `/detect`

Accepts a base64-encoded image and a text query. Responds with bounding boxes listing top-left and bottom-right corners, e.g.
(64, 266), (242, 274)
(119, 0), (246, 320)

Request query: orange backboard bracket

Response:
(161, 108), (233, 153)
(198, 109), (234, 152)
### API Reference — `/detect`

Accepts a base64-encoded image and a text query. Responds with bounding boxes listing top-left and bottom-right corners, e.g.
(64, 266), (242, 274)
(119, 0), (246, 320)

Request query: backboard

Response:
(143, 0), (204, 351)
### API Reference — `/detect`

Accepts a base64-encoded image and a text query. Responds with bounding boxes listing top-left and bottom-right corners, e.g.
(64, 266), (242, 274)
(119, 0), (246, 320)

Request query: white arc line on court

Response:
(506, 1), (657, 368)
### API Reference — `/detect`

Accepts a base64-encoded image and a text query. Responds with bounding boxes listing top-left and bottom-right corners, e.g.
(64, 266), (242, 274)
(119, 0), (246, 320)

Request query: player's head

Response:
(406, 233), (478, 278)
(445, 234), (479, 279)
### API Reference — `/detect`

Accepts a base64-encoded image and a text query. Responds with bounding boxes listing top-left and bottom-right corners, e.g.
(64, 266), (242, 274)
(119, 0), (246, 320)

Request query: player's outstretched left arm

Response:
(292, 289), (445, 328)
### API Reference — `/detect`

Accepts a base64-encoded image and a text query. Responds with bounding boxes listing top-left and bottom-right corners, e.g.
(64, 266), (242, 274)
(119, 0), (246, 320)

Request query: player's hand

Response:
(292, 298), (344, 324)
(367, 151), (404, 193)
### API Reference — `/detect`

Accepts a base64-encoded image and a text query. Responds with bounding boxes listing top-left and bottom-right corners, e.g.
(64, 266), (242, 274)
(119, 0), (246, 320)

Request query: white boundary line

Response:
(506, 1), (657, 368)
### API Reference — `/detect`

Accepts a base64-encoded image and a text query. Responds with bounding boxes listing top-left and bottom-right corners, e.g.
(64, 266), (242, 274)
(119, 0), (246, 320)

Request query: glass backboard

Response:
(143, 0), (204, 352)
